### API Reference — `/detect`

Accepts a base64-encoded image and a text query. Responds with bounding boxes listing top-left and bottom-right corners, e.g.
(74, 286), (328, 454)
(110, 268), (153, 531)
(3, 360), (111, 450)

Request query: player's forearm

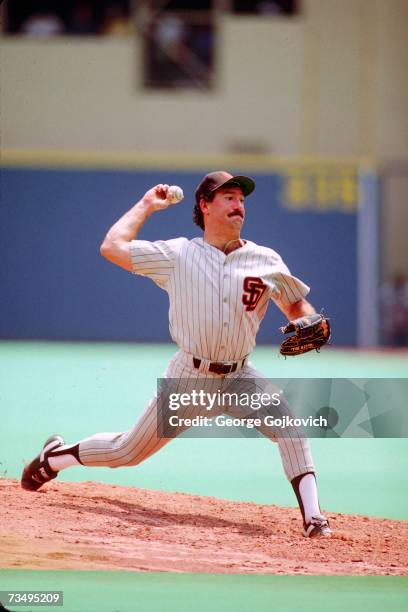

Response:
(280, 299), (316, 320)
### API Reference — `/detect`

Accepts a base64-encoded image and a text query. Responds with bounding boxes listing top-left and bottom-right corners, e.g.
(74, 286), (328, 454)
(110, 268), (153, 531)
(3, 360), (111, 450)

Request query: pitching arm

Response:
(100, 184), (181, 272)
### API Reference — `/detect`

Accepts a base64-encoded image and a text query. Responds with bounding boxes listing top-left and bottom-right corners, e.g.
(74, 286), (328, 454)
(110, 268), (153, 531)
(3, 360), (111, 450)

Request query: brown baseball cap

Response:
(195, 171), (255, 203)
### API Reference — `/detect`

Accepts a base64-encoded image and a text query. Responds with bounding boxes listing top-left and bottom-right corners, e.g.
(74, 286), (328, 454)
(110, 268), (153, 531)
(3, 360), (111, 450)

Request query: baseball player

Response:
(21, 171), (332, 538)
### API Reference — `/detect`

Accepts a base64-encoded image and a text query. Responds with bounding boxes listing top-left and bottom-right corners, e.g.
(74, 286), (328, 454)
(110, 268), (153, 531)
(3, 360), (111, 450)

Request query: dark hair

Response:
(193, 192), (215, 231)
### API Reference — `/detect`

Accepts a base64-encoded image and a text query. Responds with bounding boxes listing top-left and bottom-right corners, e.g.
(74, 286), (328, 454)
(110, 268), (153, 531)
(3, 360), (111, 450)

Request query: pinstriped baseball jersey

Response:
(130, 237), (309, 361)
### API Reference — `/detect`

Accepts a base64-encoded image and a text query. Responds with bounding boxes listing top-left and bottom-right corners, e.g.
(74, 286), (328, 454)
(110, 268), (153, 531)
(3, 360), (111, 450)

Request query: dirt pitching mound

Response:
(1, 479), (407, 575)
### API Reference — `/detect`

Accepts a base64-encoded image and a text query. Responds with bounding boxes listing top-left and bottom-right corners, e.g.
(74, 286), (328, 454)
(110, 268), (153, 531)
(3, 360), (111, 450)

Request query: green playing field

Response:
(1, 342), (407, 611)
(0, 570), (407, 612)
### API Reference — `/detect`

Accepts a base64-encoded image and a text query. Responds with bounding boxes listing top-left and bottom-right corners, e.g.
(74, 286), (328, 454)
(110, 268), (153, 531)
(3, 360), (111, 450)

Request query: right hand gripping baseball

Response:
(144, 184), (184, 212)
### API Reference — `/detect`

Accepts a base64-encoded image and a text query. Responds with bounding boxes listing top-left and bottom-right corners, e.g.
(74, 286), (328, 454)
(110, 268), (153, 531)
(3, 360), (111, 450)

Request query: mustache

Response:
(228, 210), (244, 219)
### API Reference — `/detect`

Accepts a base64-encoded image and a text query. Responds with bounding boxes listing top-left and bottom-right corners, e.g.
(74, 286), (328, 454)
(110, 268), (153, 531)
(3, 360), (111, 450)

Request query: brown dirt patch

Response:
(1, 478), (407, 575)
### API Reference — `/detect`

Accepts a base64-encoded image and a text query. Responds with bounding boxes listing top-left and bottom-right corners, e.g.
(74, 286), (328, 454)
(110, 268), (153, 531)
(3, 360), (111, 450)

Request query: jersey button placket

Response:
(219, 302), (229, 357)
(222, 260), (231, 360)
(220, 262), (230, 358)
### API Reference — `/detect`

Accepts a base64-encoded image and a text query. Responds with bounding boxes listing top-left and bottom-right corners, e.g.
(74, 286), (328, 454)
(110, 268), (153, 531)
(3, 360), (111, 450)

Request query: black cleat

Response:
(21, 435), (65, 491)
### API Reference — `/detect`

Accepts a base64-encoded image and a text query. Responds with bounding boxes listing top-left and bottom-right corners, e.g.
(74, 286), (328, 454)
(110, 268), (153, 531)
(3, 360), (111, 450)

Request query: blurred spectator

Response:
(21, 11), (64, 37)
(380, 272), (408, 347)
(155, 14), (186, 51)
(148, 15), (190, 87)
(145, 15), (214, 89)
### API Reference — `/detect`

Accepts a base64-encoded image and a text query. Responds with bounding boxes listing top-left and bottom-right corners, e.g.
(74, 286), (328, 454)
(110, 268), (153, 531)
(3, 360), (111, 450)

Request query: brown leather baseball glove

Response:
(279, 313), (331, 356)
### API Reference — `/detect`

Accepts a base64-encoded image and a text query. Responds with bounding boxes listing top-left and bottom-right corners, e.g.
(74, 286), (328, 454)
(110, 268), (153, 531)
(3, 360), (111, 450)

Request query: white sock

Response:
(299, 473), (321, 524)
(48, 452), (80, 472)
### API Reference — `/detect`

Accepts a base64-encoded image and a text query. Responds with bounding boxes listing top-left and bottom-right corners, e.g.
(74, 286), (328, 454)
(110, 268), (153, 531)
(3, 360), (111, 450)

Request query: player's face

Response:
(205, 186), (246, 234)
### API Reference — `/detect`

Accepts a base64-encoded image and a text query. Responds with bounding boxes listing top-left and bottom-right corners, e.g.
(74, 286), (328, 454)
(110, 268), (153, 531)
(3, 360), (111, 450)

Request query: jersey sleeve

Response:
(130, 237), (185, 289)
(270, 259), (310, 306)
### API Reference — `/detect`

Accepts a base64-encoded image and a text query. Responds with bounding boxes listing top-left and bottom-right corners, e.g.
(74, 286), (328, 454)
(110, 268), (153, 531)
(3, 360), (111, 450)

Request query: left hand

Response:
(279, 313), (331, 356)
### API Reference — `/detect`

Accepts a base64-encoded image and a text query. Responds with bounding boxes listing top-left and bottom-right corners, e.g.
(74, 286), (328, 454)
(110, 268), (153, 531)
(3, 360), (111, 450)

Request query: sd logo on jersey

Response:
(242, 277), (267, 311)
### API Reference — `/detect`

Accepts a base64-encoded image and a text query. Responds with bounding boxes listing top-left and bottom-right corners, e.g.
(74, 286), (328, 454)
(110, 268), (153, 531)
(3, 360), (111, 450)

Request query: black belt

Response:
(193, 357), (246, 375)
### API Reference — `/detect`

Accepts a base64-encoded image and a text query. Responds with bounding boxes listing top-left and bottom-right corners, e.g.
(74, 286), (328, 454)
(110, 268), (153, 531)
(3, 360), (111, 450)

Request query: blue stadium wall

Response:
(0, 165), (357, 345)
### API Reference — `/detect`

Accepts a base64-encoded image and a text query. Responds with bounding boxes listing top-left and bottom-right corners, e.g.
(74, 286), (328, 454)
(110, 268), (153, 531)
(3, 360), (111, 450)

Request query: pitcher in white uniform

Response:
(21, 171), (332, 538)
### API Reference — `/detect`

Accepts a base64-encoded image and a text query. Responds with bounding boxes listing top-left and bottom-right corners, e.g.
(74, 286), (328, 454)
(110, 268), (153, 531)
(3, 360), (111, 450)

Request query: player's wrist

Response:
(136, 199), (155, 216)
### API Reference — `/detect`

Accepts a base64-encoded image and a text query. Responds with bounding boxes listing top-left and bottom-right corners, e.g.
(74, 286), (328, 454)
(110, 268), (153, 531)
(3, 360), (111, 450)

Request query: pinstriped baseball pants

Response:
(78, 350), (315, 481)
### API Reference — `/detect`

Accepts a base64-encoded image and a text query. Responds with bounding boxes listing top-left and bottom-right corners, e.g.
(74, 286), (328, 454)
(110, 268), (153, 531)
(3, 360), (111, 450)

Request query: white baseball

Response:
(167, 185), (184, 203)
